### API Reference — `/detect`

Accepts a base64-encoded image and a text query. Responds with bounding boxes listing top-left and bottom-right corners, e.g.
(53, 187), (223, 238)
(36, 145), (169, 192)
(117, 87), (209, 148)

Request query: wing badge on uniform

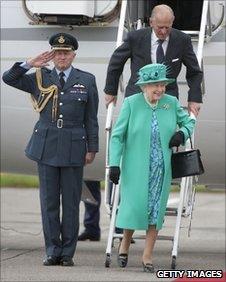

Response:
(73, 83), (85, 88)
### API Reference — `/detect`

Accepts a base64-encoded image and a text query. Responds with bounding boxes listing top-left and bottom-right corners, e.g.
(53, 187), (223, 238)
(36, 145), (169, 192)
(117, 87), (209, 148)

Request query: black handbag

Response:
(171, 128), (204, 179)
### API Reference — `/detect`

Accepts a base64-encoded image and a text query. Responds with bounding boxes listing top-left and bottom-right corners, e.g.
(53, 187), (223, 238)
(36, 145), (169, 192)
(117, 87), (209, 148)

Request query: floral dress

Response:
(148, 109), (165, 225)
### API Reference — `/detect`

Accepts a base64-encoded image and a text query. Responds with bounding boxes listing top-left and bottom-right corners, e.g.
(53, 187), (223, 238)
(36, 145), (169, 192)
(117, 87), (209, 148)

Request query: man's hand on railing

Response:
(105, 93), (117, 107)
(109, 166), (120, 184)
(188, 102), (201, 117)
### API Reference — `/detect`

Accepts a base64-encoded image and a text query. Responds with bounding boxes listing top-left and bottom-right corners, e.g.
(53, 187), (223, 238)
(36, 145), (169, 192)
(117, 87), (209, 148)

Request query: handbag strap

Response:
(183, 126), (193, 149)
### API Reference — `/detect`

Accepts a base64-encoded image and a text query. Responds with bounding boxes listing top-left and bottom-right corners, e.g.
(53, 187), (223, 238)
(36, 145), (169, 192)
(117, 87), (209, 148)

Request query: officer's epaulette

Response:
(76, 68), (94, 78)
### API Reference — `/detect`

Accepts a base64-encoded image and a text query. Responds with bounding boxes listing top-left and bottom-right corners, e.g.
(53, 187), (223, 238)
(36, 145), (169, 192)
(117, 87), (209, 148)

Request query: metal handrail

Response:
(117, 0), (127, 93)
(178, 1), (208, 236)
(116, 0), (128, 48)
(196, 0), (209, 67)
(104, 0), (128, 212)
(104, 102), (114, 214)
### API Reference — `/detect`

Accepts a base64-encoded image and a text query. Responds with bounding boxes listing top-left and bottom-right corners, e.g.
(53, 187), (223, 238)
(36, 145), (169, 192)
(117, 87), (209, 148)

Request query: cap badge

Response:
(58, 36), (65, 44)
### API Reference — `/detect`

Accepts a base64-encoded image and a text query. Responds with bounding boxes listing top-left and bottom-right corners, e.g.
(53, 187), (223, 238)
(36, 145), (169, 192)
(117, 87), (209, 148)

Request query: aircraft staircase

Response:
(104, 0), (225, 269)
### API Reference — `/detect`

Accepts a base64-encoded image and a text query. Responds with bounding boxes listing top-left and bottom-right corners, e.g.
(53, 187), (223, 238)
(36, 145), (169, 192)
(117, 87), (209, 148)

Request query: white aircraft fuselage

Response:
(1, 1), (225, 188)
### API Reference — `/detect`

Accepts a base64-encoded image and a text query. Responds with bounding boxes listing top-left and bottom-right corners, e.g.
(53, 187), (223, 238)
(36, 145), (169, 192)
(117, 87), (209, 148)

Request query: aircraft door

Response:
(23, 0), (119, 25)
(26, 1), (95, 17)
(128, 0), (204, 31)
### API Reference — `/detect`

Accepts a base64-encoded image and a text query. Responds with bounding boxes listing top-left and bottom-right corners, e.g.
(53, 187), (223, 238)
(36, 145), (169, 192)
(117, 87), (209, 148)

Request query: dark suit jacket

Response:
(104, 28), (203, 102)
(2, 63), (99, 167)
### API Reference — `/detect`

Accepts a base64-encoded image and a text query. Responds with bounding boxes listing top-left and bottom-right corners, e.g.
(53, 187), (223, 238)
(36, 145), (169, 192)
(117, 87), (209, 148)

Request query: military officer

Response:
(2, 33), (99, 266)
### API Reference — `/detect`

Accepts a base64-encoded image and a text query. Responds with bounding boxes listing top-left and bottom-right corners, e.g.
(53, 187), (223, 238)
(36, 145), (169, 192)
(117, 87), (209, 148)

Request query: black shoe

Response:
(60, 256), (74, 267)
(117, 253), (128, 268)
(78, 231), (100, 241)
(43, 256), (60, 266)
(117, 242), (128, 268)
(142, 262), (155, 273)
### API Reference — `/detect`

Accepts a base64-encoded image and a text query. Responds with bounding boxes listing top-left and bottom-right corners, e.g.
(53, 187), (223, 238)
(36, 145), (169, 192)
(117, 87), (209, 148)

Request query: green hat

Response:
(49, 33), (78, 51)
(135, 63), (175, 86)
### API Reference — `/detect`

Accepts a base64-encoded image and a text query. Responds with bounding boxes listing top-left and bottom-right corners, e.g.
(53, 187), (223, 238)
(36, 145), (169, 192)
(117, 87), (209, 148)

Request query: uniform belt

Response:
(39, 118), (84, 128)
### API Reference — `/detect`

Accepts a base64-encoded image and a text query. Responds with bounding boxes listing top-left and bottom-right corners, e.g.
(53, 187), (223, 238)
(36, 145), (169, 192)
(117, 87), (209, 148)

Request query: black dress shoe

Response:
(78, 231), (100, 241)
(117, 253), (128, 268)
(60, 256), (74, 267)
(142, 262), (155, 273)
(43, 256), (60, 266)
(117, 242), (128, 268)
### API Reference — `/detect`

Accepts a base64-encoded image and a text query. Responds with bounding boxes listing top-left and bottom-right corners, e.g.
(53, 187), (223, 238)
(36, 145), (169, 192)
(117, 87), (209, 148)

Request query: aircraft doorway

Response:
(128, 0), (204, 31)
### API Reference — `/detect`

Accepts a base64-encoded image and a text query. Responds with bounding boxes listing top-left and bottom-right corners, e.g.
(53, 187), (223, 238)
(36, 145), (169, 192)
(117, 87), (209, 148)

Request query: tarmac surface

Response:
(1, 188), (225, 282)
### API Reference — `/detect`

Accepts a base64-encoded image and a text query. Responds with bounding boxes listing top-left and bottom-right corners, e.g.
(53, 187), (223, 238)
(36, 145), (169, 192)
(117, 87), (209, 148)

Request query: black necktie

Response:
(59, 72), (65, 88)
(156, 39), (165, 63)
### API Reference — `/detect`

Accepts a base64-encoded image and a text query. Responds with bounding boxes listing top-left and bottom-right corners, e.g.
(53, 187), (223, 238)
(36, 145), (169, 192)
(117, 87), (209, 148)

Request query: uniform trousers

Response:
(38, 163), (83, 258)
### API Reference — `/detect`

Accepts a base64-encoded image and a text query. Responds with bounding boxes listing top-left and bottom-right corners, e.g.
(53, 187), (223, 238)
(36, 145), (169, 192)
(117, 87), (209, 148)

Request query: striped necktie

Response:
(156, 39), (165, 63)
(59, 72), (65, 88)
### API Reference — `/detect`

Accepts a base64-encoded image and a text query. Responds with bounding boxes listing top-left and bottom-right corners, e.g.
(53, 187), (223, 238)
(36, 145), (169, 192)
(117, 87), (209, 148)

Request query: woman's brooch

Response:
(162, 103), (170, 110)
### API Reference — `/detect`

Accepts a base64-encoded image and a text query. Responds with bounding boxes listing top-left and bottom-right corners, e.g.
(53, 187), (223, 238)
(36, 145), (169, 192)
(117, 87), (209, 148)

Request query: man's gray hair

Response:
(150, 4), (175, 20)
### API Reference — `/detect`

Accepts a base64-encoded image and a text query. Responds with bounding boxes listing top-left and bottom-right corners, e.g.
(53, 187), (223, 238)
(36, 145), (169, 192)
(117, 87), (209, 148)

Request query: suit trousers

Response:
(38, 163), (83, 258)
(83, 180), (101, 236)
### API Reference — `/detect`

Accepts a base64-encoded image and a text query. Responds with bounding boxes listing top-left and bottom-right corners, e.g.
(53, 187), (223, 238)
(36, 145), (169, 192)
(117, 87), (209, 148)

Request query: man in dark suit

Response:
(2, 33), (99, 266)
(104, 4), (203, 116)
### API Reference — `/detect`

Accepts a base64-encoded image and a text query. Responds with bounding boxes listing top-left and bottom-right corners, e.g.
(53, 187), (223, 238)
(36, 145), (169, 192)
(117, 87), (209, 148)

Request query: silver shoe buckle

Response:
(57, 118), (63, 128)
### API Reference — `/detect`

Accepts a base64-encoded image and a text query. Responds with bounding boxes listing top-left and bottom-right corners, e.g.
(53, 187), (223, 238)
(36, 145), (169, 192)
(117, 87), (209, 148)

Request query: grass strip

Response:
(1, 173), (224, 192)
(1, 173), (39, 188)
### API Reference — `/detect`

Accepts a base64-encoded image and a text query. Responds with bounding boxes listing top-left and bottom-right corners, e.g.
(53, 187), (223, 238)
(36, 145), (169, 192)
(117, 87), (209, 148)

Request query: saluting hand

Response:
(26, 51), (55, 68)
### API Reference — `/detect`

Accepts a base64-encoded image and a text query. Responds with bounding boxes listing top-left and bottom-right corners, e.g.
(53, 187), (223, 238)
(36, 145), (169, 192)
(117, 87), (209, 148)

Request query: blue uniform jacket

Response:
(2, 63), (99, 167)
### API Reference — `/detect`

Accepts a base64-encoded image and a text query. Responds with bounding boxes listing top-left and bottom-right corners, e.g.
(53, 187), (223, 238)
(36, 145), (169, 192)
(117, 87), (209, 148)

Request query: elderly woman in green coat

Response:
(109, 63), (196, 273)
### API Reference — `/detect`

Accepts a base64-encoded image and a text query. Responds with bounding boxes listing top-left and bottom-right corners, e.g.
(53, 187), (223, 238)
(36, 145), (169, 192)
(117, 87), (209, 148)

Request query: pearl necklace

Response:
(144, 92), (159, 109)
(150, 100), (158, 109)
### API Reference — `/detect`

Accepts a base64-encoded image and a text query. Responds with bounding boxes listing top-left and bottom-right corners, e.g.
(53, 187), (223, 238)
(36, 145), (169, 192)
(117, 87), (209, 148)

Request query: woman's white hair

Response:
(140, 85), (145, 92)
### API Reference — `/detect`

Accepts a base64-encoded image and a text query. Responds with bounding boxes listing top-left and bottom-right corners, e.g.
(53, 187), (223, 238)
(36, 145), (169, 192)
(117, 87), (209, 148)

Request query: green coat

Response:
(109, 93), (196, 230)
